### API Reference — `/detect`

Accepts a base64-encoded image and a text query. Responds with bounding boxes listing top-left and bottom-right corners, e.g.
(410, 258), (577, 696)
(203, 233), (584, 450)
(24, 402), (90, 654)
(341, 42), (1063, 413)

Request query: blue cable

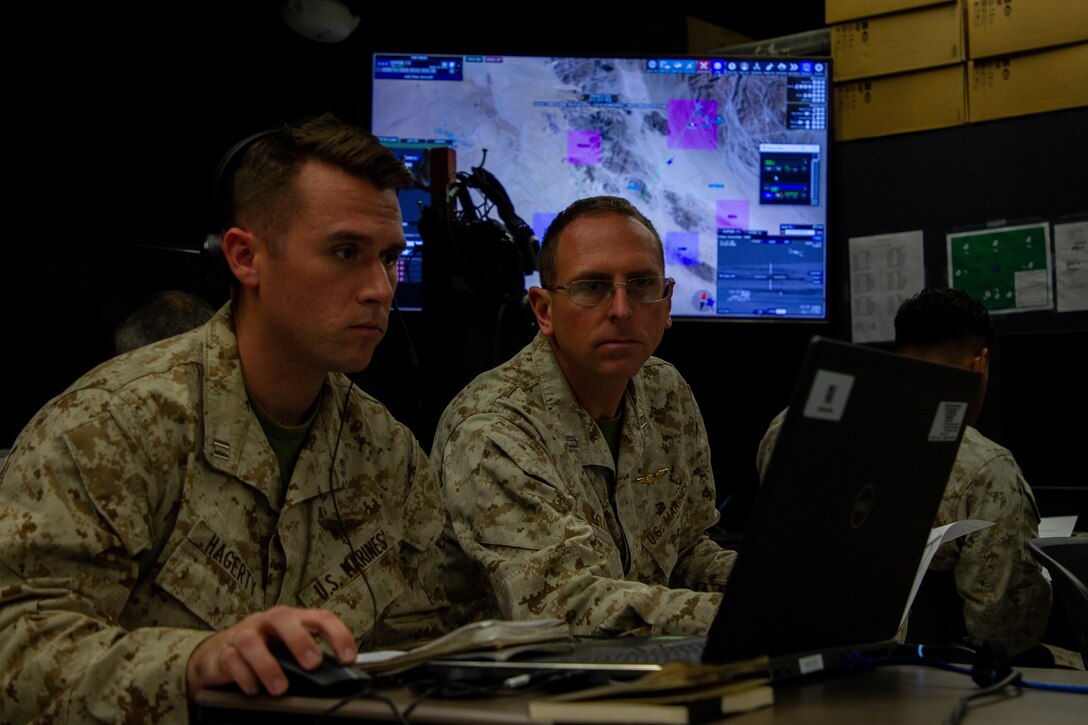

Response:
(1018, 680), (1088, 694)
(864, 653), (1088, 694)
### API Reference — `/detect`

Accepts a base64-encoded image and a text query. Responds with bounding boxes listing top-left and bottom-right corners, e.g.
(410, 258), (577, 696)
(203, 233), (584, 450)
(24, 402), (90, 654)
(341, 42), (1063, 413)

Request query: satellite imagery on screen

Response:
(373, 54), (830, 320)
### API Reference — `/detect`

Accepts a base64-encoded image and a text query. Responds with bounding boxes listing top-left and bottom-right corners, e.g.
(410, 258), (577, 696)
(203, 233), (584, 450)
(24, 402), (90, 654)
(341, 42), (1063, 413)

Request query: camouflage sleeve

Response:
(436, 415), (721, 637)
(374, 432), (487, 647)
(0, 395), (208, 724)
(953, 453), (1052, 655)
(665, 391), (735, 593)
(668, 537), (735, 592)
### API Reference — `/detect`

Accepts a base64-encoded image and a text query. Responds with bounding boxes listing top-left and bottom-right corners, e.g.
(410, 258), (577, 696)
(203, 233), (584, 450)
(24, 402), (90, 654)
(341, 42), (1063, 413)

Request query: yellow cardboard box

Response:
(969, 42), (1088, 122)
(832, 1), (965, 81)
(834, 64), (967, 140)
(827, 0), (953, 25)
(968, 0), (1088, 59)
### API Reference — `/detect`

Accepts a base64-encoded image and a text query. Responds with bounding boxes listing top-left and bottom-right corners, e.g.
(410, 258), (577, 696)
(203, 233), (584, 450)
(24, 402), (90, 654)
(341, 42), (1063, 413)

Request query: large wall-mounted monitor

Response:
(372, 53), (831, 321)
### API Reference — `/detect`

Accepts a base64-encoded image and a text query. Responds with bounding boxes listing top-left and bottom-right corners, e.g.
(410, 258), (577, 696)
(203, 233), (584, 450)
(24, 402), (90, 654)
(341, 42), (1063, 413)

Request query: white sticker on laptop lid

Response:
(803, 370), (855, 421)
(929, 401), (968, 442)
(798, 653), (825, 675)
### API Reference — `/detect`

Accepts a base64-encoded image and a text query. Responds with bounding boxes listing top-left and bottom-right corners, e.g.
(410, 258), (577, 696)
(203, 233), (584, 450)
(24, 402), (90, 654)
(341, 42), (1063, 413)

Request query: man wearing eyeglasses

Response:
(431, 196), (736, 636)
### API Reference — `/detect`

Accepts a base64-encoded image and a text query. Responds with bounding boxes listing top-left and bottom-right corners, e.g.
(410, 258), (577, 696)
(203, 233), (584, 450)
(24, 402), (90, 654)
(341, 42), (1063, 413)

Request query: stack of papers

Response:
(355, 618), (572, 675)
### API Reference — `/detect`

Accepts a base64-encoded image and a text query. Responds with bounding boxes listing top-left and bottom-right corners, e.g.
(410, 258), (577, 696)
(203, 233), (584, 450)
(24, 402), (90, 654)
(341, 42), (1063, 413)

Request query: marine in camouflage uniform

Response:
(0, 306), (468, 723)
(433, 335), (733, 636)
(432, 197), (735, 637)
(929, 425), (1050, 655)
(0, 116), (482, 723)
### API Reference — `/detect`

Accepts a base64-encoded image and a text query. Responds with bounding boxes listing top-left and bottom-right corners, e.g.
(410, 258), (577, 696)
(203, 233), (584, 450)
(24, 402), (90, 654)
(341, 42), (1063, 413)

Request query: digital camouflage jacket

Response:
(432, 334), (735, 637)
(0, 305), (470, 723)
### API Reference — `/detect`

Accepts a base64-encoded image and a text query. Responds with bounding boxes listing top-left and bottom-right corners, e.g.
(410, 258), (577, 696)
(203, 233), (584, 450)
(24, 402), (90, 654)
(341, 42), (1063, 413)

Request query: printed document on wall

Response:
(848, 230), (925, 343)
(1054, 220), (1088, 312)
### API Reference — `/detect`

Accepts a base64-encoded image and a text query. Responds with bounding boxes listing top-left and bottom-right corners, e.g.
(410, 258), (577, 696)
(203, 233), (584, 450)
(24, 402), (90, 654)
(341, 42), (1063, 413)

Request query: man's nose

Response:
(359, 259), (396, 305)
(608, 284), (633, 319)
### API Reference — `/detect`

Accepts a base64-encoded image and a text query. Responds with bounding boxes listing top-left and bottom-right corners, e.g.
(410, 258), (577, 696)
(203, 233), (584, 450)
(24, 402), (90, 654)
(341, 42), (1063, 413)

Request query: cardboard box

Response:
(968, 0), (1088, 59)
(834, 64), (967, 140)
(832, 2), (965, 81)
(969, 42), (1088, 122)
(827, 0), (953, 25)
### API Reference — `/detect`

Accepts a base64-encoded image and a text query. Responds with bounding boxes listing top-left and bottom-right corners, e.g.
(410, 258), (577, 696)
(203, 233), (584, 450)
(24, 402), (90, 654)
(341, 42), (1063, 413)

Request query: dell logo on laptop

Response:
(850, 484), (876, 529)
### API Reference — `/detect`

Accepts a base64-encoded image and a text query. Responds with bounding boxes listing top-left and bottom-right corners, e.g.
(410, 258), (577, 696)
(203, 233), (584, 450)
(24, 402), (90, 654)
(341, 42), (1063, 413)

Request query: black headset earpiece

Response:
(202, 129), (279, 287)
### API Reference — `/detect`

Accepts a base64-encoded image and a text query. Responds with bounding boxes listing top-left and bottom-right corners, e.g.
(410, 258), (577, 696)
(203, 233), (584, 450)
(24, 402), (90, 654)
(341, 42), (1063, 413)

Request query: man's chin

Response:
(595, 354), (649, 381)
(335, 351), (377, 375)
(334, 337), (385, 374)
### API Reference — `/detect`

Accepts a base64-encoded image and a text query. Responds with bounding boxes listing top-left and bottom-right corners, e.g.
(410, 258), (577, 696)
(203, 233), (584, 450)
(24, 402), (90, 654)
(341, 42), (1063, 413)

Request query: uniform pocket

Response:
(154, 520), (261, 630)
(639, 481), (688, 578)
(465, 428), (579, 550)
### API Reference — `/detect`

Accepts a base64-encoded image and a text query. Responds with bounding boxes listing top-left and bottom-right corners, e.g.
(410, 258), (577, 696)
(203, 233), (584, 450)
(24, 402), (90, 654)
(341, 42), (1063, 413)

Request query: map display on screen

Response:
(373, 54), (830, 320)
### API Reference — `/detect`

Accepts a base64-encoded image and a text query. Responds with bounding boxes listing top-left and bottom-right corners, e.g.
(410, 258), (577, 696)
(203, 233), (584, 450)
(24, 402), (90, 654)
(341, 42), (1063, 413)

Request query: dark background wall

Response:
(3, 2), (1084, 530)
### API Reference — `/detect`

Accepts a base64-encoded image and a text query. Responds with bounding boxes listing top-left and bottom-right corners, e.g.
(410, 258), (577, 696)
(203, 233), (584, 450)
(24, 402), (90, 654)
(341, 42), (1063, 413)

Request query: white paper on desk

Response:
(1039, 515), (1078, 538)
(848, 231), (925, 344)
(1034, 516), (1078, 585)
(900, 519), (995, 629)
(356, 650), (406, 664)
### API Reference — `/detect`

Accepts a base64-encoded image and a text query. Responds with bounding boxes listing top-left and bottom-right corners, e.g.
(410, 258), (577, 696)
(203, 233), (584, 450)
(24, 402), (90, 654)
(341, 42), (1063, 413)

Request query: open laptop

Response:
(430, 336), (980, 682)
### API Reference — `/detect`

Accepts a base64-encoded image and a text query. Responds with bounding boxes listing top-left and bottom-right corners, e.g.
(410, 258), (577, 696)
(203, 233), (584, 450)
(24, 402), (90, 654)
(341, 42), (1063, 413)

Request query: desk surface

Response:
(196, 664), (1088, 724)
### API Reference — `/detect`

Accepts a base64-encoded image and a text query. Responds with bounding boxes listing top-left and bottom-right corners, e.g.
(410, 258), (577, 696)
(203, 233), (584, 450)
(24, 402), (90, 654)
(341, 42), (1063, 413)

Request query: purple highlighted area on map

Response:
(533, 212), (559, 239)
(668, 99), (718, 150)
(666, 231), (700, 267)
(567, 130), (602, 164)
(716, 200), (749, 231)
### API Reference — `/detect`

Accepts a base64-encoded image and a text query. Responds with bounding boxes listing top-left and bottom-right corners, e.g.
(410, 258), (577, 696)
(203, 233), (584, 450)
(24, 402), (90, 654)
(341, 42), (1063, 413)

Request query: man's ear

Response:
(221, 227), (259, 289)
(528, 286), (554, 337)
(969, 347), (990, 373)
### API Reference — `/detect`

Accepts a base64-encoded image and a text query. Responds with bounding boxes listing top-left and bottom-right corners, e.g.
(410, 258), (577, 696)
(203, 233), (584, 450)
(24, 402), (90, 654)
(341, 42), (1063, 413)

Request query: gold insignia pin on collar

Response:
(635, 467), (671, 484)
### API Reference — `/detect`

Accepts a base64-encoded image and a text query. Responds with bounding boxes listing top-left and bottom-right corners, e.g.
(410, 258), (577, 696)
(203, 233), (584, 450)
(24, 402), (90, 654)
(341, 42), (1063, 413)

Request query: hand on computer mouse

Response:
(186, 606), (357, 698)
(269, 643), (369, 697)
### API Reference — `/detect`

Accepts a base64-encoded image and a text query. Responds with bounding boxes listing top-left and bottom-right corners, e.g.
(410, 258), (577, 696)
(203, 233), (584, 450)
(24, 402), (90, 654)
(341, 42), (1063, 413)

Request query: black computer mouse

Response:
(270, 645), (369, 697)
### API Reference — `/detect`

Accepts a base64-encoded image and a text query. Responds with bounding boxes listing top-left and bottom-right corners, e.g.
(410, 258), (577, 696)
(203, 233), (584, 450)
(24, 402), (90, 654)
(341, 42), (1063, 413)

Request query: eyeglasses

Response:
(545, 276), (675, 307)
